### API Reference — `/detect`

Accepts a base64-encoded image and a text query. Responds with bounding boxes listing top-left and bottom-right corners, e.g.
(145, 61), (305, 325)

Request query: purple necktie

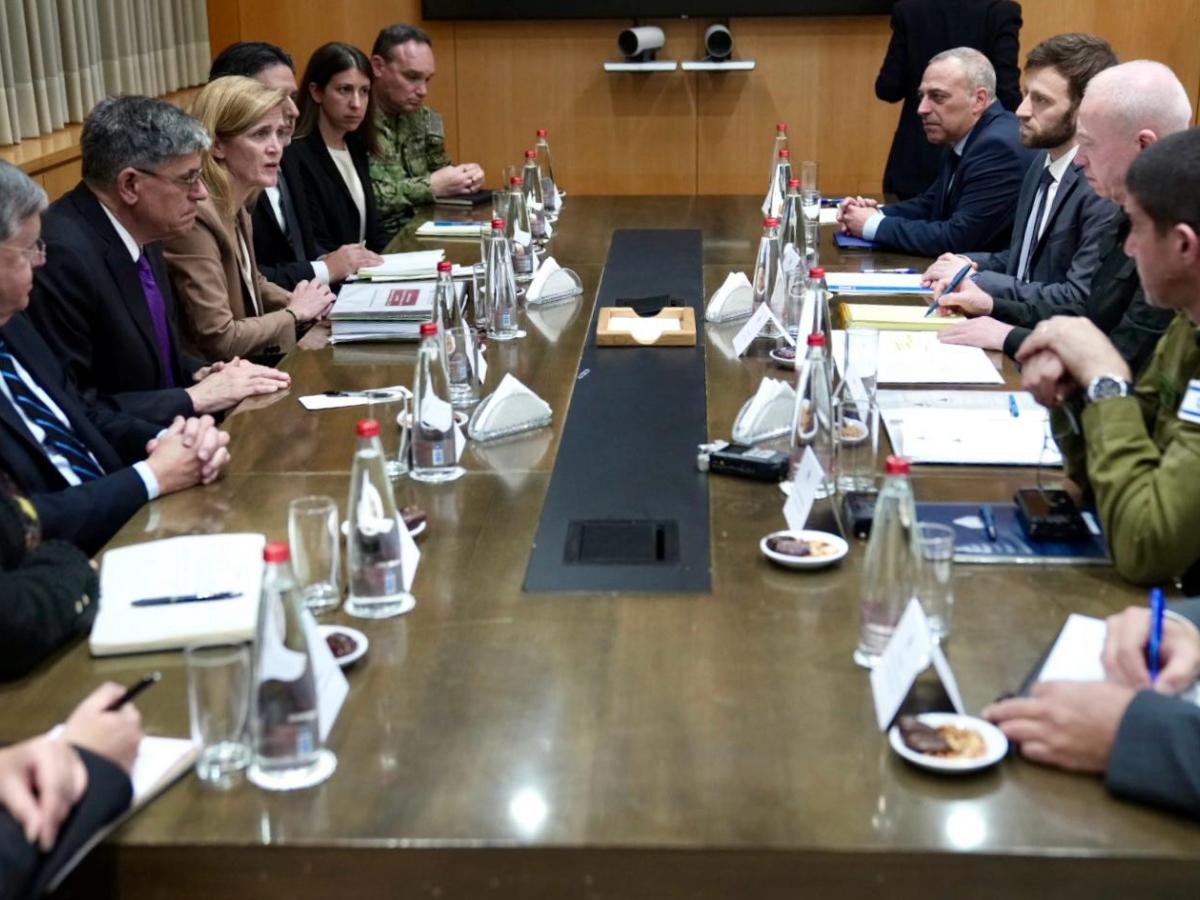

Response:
(136, 253), (175, 388)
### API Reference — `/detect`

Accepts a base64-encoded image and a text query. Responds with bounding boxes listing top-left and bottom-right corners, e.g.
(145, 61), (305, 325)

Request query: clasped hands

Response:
(835, 196), (880, 238)
(187, 357), (291, 415)
(985, 607), (1200, 773)
(144, 414), (231, 494)
(432, 162), (485, 197)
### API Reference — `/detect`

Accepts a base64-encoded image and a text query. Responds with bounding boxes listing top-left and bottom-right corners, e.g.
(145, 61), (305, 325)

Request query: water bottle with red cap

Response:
(346, 418), (414, 619)
(521, 150), (550, 244)
(412, 322), (464, 484)
(535, 128), (561, 216)
(752, 216), (782, 339)
(855, 455), (922, 668)
(791, 331), (836, 499)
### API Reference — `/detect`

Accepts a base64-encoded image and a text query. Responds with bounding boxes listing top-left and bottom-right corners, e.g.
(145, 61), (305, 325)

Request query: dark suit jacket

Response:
(1005, 211), (1175, 375)
(289, 130), (389, 254)
(873, 101), (1036, 255)
(876, 0), (1023, 198)
(963, 153), (1119, 358)
(0, 747), (131, 900)
(0, 315), (158, 554)
(251, 155), (319, 291)
(27, 184), (198, 425)
(1107, 598), (1200, 819)
(0, 487), (97, 681)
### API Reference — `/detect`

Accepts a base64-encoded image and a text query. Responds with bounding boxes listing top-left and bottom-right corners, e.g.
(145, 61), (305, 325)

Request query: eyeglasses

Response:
(0, 239), (46, 263)
(135, 167), (204, 190)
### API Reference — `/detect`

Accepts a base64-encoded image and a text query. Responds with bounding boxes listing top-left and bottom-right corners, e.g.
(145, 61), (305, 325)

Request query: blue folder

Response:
(834, 231), (876, 250)
(916, 502), (1111, 566)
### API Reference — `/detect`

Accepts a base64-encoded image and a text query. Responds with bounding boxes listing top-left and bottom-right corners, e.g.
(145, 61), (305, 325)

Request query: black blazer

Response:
(0, 485), (98, 680)
(28, 184), (198, 425)
(289, 129), (389, 254)
(0, 747), (131, 900)
(1005, 211), (1175, 376)
(0, 315), (159, 554)
(876, 0), (1023, 199)
(873, 100), (1036, 256)
(966, 153), (1119, 358)
(250, 154), (319, 291)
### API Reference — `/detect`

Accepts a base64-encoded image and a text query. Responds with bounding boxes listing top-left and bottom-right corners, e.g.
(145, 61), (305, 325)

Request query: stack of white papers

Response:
(330, 281), (463, 343)
(832, 330), (1002, 385)
(415, 221), (486, 239)
(877, 389), (1060, 466)
(355, 250), (445, 279)
(823, 272), (932, 295)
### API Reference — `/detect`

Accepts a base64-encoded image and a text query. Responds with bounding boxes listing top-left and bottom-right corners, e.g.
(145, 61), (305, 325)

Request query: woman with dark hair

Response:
(290, 43), (390, 253)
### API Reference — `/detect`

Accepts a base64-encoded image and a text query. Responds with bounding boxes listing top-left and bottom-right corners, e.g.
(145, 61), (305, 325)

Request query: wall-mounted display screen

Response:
(422, 2), (893, 20)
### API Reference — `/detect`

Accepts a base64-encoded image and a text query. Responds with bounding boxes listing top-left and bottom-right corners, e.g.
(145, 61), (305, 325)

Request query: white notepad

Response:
(90, 534), (266, 656)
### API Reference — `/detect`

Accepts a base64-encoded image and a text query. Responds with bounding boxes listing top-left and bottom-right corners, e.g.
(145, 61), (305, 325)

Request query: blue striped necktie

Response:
(0, 335), (104, 481)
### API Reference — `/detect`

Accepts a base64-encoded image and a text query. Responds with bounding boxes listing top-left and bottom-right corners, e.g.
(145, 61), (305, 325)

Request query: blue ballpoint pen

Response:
(980, 505), (998, 541)
(1149, 586), (1165, 683)
(925, 262), (972, 317)
(1008, 394), (1020, 417)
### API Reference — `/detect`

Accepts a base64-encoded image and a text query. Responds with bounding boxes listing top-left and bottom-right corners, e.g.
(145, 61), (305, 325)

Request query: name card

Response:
(869, 599), (964, 731)
(301, 610), (349, 742)
(733, 303), (787, 358)
(783, 446), (824, 531)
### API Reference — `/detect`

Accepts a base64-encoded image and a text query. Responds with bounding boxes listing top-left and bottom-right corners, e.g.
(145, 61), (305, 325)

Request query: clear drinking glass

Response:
(185, 642), (251, 788)
(492, 190), (510, 222)
(369, 391), (411, 481)
(800, 160), (819, 192)
(917, 523), (956, 641)
(287, 496), (341, 614)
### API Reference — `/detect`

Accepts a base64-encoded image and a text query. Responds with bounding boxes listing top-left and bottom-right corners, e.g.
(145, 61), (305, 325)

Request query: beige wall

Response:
(208, 0), (1200, 196)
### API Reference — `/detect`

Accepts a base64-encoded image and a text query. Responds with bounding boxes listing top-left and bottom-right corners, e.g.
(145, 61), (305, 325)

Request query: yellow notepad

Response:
(842, 304), (964, 330)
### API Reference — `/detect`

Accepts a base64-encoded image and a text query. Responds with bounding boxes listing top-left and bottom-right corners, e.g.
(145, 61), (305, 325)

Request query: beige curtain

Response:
(0, 0), (209, 146)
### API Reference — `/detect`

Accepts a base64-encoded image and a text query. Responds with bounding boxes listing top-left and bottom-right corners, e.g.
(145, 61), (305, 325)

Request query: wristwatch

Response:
(1085, 373), (1131, 404)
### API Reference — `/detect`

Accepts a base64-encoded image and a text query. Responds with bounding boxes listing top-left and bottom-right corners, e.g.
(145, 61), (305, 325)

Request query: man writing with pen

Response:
(984, 126), (1200, 819)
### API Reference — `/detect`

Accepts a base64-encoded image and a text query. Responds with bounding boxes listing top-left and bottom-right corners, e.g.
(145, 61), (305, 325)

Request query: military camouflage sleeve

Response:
(1079, 315), (1200, 585)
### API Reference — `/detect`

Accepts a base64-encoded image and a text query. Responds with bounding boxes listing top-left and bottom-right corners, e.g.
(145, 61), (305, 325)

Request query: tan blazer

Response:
(163, 197), (296, 362)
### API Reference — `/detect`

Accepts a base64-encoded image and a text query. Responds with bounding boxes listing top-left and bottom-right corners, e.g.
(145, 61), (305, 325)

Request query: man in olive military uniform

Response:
(984, 127), (1200, 818)
(370, 24), (485, 236)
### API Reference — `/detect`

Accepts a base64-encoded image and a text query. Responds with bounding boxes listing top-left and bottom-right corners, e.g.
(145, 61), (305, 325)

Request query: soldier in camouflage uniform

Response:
(1017, 127), (1200, 594)
(369, 23), (484, 237)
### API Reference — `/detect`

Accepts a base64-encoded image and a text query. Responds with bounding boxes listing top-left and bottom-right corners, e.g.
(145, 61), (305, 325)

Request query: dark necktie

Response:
(941, 151), (962, 218)
(277, 173), (307, 261)
(136, 253), (175, 388)
(1018, 167), (1057, 282)
(0, 335), (104, 481)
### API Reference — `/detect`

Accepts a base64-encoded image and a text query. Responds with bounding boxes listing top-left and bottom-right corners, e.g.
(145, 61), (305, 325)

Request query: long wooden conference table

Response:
(4, 197), (1197, 898)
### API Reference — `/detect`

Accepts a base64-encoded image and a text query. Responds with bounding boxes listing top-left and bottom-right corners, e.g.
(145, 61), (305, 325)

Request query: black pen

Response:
(980, 505), (998, 541)
(925, 262), (972, 317)
(131, 590), (243, 608)
(105, 672), (162, 711)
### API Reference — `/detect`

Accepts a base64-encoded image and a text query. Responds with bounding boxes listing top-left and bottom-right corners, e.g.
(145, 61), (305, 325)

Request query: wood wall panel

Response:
(698, 16), (894, 196)
(206, 0), (1200, 195)
(455, 19), (699, 195)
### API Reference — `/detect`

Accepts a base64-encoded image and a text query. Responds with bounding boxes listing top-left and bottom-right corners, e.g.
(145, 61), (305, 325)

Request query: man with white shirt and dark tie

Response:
(0, 160), (231, 553)
(27, 97), (291, 425)
(207, 42), (382, 288)
(929, 57), (1187, 376)
(923, 34), (1119, 357)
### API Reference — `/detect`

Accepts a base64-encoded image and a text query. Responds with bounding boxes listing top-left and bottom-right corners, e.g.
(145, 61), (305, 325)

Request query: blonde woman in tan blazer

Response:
(164, 76), (334, 362)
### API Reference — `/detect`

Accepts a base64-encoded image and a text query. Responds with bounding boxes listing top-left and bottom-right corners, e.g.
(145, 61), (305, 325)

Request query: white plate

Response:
(341, 518), (427, 539)
(888, 713), (1009, 774)
(319, 625), (368, 668)
(768, 348), (797, 369)
(759, 529), (849, 569)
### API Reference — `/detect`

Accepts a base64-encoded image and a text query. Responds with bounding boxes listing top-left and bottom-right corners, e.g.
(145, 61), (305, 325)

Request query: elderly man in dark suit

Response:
(207, 41), (382, 289)
(876, 0), (1023, 199)
(27, 97), (290, 426)
(922, 34), (1120, 356)
(0, 161), (230, 555)
(842, 47), (1037, 256)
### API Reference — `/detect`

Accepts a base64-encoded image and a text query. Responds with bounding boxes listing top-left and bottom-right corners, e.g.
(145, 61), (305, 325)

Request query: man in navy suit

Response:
(28, 97), (290, 426)
(922, 33), (1120, 356)
(0, 161), (230, 554)
(876, 0), (1023, 199)
(841, 47), (1037, 256)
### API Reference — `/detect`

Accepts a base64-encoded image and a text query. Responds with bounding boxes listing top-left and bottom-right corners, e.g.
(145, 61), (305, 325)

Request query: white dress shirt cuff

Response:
(133, 461), (160, 500)
(311, 260), (331, 285)
(863, 211), (885, 241)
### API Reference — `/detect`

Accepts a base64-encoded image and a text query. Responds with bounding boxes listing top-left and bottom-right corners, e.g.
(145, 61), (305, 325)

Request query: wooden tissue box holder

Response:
(596, 307), (697, 347)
